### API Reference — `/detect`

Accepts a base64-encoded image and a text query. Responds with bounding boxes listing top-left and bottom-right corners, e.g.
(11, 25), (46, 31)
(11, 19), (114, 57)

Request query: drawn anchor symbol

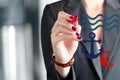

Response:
(81, 32), (104, 59)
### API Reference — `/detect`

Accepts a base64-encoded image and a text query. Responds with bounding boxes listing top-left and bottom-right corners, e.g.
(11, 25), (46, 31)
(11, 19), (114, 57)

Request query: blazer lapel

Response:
(104, 2), (120, 54)
(63, 0), (103, 80)
(102, 2), (120, 74)
(76, 1), (103, 80)
(81, 28), (103, 80)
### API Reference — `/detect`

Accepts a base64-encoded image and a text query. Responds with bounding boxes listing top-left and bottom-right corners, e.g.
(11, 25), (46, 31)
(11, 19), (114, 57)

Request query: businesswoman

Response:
(41, 0), (120, 80)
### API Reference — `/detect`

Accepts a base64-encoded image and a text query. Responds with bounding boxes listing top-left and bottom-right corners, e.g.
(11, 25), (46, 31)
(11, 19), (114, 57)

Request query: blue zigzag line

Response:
(82, 25), (119, 30)
(82, 14), (119, 20)
(82, 19), (119, 25)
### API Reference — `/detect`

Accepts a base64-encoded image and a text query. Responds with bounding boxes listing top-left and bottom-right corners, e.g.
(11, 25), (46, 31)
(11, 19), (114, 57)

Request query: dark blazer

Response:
(41, 0), (120, 80)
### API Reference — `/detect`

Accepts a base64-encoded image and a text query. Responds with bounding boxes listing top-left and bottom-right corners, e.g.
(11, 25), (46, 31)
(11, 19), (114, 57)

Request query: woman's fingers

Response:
(51, 11), (82, 43)
(52, 11), (81, 33)
(52, 20), (75, 33)
(77, 24), (82, 34)
(51, 25), (82, 42)
(52, 20), (82, 37)
(52, 34), (82, 44)
(52, 25), (75, 36)
(58, 11), (73, 21)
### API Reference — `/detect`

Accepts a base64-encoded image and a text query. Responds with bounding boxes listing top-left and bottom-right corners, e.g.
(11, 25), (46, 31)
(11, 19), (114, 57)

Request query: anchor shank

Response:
(90, 41), (94, 56)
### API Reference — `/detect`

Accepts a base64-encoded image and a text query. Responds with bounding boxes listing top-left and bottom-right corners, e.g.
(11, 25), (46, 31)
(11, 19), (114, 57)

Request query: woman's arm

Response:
(41, 4), (80, 79)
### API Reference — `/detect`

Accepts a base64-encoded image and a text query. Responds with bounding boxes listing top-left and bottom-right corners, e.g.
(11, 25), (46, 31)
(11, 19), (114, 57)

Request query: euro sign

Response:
(100, 50), (114, 69)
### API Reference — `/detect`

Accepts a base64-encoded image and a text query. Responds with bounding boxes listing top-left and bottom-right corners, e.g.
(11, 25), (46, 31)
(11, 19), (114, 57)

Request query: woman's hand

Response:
(51, 11), (82, 64)
(50, 11), (82, 78)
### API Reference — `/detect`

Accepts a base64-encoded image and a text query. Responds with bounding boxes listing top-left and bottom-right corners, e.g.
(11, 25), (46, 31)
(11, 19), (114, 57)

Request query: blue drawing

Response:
(82, 13), (119, 20)
(82, 25), (119, 31)
(81, 32), (104, 59)
(81, 13), (120, 31)
(82, 19), (119, 25)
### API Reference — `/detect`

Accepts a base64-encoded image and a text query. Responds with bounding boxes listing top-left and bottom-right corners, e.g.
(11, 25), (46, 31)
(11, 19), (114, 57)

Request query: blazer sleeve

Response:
(41, 4), (76, 80)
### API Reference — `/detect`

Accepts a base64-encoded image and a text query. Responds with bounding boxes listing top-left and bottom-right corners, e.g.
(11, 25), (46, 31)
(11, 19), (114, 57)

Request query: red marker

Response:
(71, 16), (78, 26)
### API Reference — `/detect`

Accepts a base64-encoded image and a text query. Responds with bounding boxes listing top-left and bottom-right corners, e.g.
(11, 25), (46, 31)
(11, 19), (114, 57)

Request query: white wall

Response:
(40, 0), (59, 18)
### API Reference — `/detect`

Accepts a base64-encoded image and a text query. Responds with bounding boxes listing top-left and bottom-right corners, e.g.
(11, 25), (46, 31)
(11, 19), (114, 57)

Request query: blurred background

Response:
(0, 0), (119, 80)
(0, 0), (58, 80)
